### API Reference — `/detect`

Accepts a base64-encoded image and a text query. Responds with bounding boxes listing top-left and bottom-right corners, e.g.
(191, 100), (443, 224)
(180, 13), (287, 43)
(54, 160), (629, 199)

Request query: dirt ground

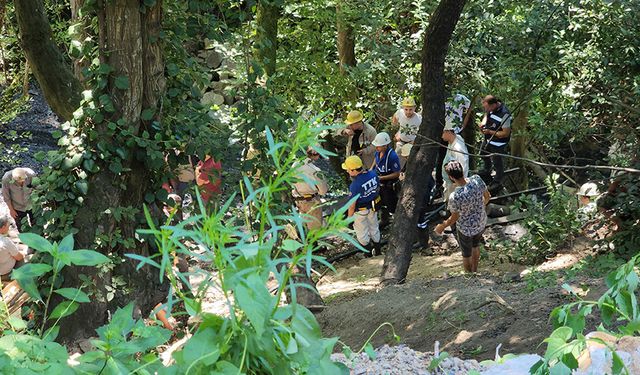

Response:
(316, 234), (608, 361)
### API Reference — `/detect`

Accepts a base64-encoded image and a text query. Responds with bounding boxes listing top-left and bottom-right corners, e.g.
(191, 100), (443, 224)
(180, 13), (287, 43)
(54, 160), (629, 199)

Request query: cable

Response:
(410, 132), (640, 175)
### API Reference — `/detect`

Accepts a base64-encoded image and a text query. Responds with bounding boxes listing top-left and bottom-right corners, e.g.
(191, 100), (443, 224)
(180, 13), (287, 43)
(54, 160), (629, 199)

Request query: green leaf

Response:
(65, 250), (110, 266)
(49, 301), (79, 320)
(561, 353), (579, 370)
(17, 277), (42, 301)
(75, 180), (89, 195)
(364, 342), (376, 360)
(55, 288), (90, 303)
(612, 350), (626, 374)
(114, 76), (129, 90)
(12, 263), (52, 279)
(234, 274), (273, 336)
(7, 316), (27, 331)
(43, 325), (60, 342)
(58, 234), (74, 253)
(282, 239), (303, 252)
(140, 108), (156, 121)
(18, 233), (53, 253)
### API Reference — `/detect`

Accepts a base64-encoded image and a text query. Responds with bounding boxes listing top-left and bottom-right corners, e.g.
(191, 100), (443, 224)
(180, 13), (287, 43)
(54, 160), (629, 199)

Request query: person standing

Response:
(435, 161), (490, 273)
(2, 167), (36, 232)
(478, 95), (511, 190)
(392, 97), (422, 158)
(339, 110), (377, 170)
(292, 147), (329, 231)
(343, 155), (382, 257)
(371, 132), (401, 229)
(195, 155), (222, 209)
(441, 122), (469, 201)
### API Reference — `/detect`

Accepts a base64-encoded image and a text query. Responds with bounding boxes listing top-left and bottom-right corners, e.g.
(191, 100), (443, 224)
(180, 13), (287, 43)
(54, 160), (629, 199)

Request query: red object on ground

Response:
(197, 157), (222, 202)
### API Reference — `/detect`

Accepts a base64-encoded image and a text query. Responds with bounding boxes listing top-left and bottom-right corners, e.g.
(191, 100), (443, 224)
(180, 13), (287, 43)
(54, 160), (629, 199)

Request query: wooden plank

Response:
(487, 211), (531, 226)
(1, 280), (28, 316)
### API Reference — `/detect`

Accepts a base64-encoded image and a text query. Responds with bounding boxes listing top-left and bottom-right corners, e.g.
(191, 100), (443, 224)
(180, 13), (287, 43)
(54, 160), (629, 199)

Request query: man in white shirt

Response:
(2, 167), (36, 232)
(392, 97), (422, 157)
(292, 147), (329, 231)
(441, 122), (469, 201)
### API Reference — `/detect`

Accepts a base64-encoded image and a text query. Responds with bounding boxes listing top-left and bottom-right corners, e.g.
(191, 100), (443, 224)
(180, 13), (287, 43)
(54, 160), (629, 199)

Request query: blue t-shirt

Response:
(349, 170), (380, 208)
(375, 148), (401, 176)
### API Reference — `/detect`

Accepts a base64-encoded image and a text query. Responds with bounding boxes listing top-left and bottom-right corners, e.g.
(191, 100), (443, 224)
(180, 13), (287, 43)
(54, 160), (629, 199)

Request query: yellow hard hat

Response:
(345, 110), (364, 125)
(401, 97), (416, 107)
(342, 155), (363, 170)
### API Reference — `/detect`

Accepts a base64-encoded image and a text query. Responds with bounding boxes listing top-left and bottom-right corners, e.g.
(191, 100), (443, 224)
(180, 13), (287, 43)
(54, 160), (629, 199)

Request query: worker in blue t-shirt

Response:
(343, 155), (382, 257)
(371, 132), (401, 229)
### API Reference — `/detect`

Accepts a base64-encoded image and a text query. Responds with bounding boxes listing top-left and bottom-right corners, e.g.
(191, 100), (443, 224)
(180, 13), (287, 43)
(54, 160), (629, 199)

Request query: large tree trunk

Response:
(381, 0), (467, 285)
(59, 0), (167, 343)
(255, 0), (280, 76)
(336, 0), (356, 74)
(14, 0), (82, 120)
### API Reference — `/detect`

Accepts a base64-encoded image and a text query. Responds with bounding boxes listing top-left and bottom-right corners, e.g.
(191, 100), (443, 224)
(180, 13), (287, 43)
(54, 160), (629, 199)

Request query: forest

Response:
(0, 0), (639, 374)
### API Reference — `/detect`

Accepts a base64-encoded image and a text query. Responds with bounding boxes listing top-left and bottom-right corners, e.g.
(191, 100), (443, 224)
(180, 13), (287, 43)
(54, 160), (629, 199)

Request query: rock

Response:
(479, 354), (542, 374)
(202, 49), (223, 69)
(210, 81), (227, 91)
(200, 91), (225, 107)
(78, 337), (97, 353)
(223, 94), (235, 105)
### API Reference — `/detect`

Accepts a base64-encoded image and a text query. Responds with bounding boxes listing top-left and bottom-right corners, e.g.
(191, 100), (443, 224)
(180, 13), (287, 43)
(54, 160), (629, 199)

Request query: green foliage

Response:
(491, 184), (581, 265)
(531, 254), (640, 374)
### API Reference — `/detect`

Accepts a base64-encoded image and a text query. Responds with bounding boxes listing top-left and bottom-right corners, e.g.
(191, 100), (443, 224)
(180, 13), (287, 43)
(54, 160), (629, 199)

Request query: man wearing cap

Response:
(371, 132), (401, 229)
(292, 147), (329, 231)
(576, 182), (599, 224)
(343, 155), (382, 257)
(435, 161), (490, 273)
(441, 122), (469, 201)
(2, 167), (36, 232)
(478, 95), (511, 190)
(392, 97), (422, 157)
(339, 110), (377, 170)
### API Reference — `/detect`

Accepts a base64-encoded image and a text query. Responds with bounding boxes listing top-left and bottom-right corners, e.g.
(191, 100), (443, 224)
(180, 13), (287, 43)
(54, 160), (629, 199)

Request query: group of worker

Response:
(292, 95), (514, 271)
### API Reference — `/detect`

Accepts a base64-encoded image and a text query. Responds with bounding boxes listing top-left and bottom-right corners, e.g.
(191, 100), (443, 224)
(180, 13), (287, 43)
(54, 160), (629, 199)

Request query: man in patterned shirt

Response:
(435, 161), (490, 273)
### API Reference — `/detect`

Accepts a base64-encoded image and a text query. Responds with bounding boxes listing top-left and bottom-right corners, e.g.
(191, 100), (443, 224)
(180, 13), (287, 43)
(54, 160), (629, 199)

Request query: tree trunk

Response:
(509, 102), (529, 191)
(381, 0), (467, 285)
(461, 95), (479, 171)
(14, 0), (82, 120)
(57, 0), (167, 343)
(70, 0), (90, 83)
(336, 0), (356, 74)
(255, 0), (279, 76)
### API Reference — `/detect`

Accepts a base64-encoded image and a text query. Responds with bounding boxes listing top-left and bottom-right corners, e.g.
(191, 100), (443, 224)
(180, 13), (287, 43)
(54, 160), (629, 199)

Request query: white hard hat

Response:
(577, 182), (600, 197)
(372, 132), (391, 147)
(11, 168), (28, 181)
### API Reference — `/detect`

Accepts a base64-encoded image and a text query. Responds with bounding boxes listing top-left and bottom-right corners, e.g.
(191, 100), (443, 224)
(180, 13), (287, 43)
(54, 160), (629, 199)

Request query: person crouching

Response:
(343, 156), (382, 257)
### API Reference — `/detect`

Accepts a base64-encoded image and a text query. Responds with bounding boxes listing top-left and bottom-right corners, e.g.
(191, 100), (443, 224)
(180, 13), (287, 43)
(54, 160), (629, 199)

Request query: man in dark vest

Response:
(478, 95), (511, 191)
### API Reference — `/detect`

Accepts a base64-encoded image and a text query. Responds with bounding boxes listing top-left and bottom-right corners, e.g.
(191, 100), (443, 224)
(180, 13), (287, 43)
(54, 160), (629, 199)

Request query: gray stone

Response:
(200, 91), (224, 107)
(203, 50), (223, 69)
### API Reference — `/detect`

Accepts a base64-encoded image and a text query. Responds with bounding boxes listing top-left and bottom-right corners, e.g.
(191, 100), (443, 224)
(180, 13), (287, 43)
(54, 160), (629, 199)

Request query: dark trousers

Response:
(379, 182), (398, 213)
(435, 140), (447, 187)
(15, 210), (33, 232)
(480, 143), (508, 184)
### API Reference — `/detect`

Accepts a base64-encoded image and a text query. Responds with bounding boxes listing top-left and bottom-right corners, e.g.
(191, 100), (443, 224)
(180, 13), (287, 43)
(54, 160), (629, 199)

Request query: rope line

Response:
(410, 132), (640, 174)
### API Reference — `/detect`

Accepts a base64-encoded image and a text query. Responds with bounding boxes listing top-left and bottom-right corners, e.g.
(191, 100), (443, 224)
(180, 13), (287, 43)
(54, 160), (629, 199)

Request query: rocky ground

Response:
(0, 85), (59, 174)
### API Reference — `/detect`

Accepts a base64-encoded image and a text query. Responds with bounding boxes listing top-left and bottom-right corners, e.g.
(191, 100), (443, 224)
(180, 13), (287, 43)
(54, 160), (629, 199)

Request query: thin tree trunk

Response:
(255, 0), (279, 76)
(336, 0), (356, 74)
(70, 0), (89, 83)
(509, 102), (529, 191)
(14, 0), (82, 120)
(381, 0), (467, 285)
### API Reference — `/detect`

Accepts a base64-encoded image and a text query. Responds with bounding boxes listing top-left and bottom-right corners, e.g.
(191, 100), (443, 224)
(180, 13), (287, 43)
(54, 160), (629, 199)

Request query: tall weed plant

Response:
(0, 118), (354, 374)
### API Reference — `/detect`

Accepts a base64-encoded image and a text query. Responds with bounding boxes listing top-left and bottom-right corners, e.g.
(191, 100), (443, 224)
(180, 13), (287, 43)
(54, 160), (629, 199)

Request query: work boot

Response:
(372, 241), (383, 256)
